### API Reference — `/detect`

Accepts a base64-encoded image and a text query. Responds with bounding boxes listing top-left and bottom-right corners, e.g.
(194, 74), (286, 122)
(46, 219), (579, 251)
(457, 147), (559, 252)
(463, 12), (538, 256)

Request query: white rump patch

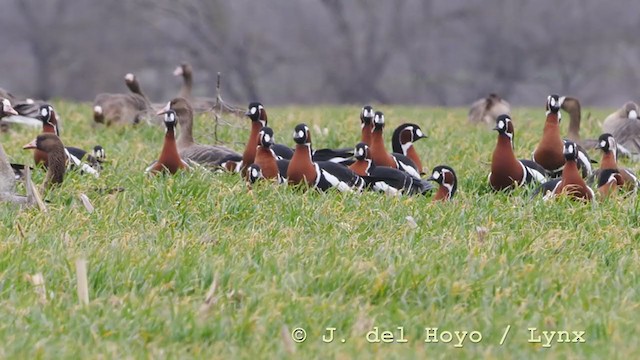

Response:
(93, 105), (103, 114)
(629, 110), (638, 119)
(173, 66), (183, 76)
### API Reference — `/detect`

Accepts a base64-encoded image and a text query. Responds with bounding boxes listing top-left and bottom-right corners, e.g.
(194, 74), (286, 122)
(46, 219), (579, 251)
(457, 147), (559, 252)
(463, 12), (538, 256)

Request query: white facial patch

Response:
(568, 144), (574, 153)
(125, 73), (134, 81)
(432, 171), (441, 180)
(415, 129), (423, 137)
(629, 110), (638, 119)
(250, 107), (257, 115)
(498, 120), (505, 129)
(548, 96), (556, 107)
(40, 108), (48, 117)
(600, 140), (607, 148)
(297, 130), (305, 138)
(263, 134), (271, 143)
(166, 112), (175, 122)
(356, 148), (364, 157)
(251, 168), (259, 178)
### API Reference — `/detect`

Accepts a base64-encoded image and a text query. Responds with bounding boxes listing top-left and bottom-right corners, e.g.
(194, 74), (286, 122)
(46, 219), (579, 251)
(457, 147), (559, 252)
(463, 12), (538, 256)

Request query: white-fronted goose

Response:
(161, 97), (240, 168)
(602, 102), (640, 155)
(23, 133), (67, 190)
(468, 93), (510, 125)
(173, 62), (216, 112)
(93, 73), (152, 125)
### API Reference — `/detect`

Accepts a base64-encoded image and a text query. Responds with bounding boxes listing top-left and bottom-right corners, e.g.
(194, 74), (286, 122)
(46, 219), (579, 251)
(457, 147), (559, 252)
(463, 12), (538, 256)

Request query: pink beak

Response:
(3, 102), (18, 116)
(156, 101), (171, 116)
(23, 139), (37, 150)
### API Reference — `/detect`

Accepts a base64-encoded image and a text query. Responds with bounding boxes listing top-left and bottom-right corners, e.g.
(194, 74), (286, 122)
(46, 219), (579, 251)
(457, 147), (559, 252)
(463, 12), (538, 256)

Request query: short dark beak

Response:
(492, 126), (499, 131)
(244, 111), (252, 116)
(426, 176), (435, 182)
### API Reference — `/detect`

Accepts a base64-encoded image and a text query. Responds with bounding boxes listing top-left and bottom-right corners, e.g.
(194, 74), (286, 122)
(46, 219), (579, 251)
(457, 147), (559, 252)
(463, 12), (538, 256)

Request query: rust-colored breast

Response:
(432, 186), (450, 202)
(349, 160), (370, 176)
(405, 146), (422, 173)
(287, 146), (316, 186)
(490, 138), (524, 190)
(34, 149), (48, 167)
(554, 162), (592, 200)
(370, 133), (397, 168)
(255, 147), (279, 180)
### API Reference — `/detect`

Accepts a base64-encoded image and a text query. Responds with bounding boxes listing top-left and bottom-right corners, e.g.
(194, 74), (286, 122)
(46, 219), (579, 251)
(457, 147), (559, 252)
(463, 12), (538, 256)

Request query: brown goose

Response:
(23, 134), (67, 190)
(602, 102), (640, 155)
(173, 62), (216, 112)
(468, 93), (510, 125)
(561, 97), (639, 156)
(161, 97), (240, 168)
(93, 73), (152, 125)
(603, 101), (639, 135)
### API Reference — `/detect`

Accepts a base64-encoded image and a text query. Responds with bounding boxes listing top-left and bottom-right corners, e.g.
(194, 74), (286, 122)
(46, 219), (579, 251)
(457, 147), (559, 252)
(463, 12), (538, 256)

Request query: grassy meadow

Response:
(0, 101), (639, 358)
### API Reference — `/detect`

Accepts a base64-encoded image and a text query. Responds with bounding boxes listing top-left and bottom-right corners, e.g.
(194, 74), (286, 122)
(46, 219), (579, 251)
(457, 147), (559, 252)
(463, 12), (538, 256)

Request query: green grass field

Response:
(0, 102), (638, 358)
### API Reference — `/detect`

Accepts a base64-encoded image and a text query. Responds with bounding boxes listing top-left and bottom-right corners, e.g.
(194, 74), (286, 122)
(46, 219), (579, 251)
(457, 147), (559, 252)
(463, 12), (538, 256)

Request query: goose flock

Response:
(1, 63), (640, 206)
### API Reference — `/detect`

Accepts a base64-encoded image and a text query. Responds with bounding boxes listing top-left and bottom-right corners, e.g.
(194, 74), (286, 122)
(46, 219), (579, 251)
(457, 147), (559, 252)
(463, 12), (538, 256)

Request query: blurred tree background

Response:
(1, 0), (638, 106)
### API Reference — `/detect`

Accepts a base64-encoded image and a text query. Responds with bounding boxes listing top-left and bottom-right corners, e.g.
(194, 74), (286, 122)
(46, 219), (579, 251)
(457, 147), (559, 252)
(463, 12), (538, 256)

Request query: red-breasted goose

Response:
(162, 97), (240, 168)
(146, 109), (190, 175)
(489, 114), (547, 191)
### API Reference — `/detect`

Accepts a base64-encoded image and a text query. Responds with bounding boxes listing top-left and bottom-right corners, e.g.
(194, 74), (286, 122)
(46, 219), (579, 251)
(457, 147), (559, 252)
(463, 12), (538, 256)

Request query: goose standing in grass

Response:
(253, 127), (288, 183)
(173, 62), (217, 112)
(468, 93), (510, 125)
(427, 165), (457, 201)
(391, 123), (427, 174)
(368, 111), (421, 178)
(589, 133), (639, 191)
(360, 105), (375, 145)
(146, 110), (190, 175)
(536, 141), (594, 201)
(161, 97), (240, 168)
(602, 102), (640, 155)
(603, 101), (639, 135)
(287, 124), (365, 192)
(31, 105), (101, 177)
(93, 73), (152, 125)
(23, 134), (67, 190)
(349, 142), (432, 196)
(489, 115), (547, 191)
(596, 169), (624, 198)
(532, 95), (593, 178)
